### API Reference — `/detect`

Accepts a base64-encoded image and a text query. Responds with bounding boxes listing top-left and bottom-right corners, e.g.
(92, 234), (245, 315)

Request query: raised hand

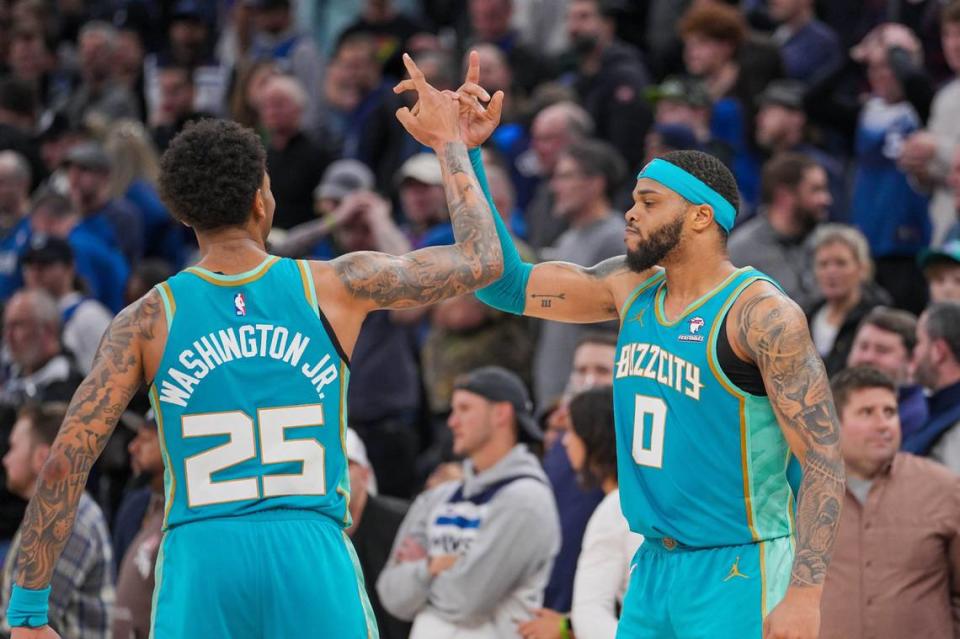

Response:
(393, 53), (461, 151)
(394, 50), (504, 149)
(455, 50), (505, 148)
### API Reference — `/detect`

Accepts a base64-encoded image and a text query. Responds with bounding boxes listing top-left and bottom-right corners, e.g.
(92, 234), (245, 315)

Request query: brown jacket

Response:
(821, 453), (960, 639)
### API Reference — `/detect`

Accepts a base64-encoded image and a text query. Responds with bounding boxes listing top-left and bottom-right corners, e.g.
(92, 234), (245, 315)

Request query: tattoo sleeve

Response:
(736, 291), (845, 588)
(13, 292), (160, 588)
(332, 141), (502, 309)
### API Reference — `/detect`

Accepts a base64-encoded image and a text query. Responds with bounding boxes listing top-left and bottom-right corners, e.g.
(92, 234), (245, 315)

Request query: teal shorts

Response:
(616, 536), (793, 639)
(150, 510), (378, 639)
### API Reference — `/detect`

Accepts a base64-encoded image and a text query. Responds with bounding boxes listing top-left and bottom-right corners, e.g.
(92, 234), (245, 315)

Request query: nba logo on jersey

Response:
(679, 317), (705, 342)
(234, 292), (246, 317)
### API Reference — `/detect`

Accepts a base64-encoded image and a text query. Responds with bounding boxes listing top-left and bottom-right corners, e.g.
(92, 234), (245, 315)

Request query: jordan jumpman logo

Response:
(723, 556), (750, 581)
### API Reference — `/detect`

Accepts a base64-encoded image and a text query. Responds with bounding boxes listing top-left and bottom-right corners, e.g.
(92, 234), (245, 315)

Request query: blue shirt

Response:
(852, 98), (930, 257)
(542, 441), (603, 611)
(69, 228), (130, 314)
(125, 180), (185, 269)
(777, 20), (843, 82)
(78, 199), (144, 266)
(0, 217), (31, 301)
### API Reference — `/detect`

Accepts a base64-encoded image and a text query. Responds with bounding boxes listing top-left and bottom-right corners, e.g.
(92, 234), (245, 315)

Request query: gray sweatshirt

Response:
(377, 445), (560, 638)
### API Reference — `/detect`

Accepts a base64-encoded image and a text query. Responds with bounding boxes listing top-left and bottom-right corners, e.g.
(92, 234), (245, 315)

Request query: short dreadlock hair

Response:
(659, 149), (741, 237)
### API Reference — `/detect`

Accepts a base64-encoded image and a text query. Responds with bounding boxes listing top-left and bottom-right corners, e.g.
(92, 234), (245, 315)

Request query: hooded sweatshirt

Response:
(377, 445), (560, 639)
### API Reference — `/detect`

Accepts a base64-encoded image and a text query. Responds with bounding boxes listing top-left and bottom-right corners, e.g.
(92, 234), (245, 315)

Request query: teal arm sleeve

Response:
(470, 147), (533, 315)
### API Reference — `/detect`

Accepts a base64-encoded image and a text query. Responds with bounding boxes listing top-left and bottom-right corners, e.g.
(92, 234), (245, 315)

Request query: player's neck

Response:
(195, 229), (269, 274)
(661, 248), (737, 307)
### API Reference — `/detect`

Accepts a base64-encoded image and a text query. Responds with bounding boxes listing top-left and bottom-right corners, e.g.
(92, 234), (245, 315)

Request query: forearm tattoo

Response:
(14, 292), (159, 588)
(333, 141), (502, 308)
(736, 292), (845, 587)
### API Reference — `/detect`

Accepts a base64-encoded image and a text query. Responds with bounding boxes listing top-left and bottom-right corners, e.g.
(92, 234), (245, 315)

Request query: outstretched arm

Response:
(7, 292), (160, 633)
(323, 54), (502, 311)
(329, 140), (502, 310)
(730, 282), (844, 637)
(469, 147), (643, 324)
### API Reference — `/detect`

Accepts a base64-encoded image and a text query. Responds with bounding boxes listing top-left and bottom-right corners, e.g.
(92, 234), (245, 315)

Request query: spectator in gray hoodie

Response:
(377, 366), (560, 639)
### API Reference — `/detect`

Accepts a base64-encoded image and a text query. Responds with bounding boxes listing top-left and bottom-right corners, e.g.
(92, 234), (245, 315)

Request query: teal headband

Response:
(636, 158), (736, 232)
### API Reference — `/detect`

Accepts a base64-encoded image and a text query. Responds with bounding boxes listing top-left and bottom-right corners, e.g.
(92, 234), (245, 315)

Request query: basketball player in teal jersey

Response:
(437, 77), (845, 637)
(5, 54), (506, 639)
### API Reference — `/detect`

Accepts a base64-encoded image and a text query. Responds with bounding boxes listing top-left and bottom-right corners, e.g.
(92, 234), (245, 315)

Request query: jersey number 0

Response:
(182, 404), (327, 508)
(632, 394), (666, 468)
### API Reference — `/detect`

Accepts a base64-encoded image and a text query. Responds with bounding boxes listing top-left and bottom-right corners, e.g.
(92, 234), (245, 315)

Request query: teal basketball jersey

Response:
(614, 267), (795, 548)
(148, 256), (351, 530)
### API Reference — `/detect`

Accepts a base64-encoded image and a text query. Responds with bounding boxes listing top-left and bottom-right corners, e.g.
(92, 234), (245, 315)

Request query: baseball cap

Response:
(64, 142), (111, 173)
(454, 366), (543, 443)
(21, 234), (74, 267)
(919, 239), (960, 270)
(314, 160), (375, 201)
(757, 80), (805, 111)
(345, 428), (378, 495)
(395, 153), (443, 187)
(645, 76), (711, 108)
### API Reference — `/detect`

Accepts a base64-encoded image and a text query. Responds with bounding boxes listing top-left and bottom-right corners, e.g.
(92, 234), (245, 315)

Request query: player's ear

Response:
(251, 188), (265, 223)
(691, 203), (715, 232)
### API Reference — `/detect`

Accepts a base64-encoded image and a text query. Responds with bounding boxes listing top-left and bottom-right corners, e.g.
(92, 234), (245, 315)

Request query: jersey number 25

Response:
(182, 404), (327, 508)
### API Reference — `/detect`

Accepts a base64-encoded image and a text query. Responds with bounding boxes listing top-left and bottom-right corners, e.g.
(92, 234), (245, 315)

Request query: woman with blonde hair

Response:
(103, 119), (186, 267)
(806, 223), (892, 374)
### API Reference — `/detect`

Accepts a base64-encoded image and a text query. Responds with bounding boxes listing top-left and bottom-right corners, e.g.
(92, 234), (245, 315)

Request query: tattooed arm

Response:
(729, 281), (844, 637)
(327, 140), (502, 310)
(12, 292), (160, 593)
(517, 257), (653, 323)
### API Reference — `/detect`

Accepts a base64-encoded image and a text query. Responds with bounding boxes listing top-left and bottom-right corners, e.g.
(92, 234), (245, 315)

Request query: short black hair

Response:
(569, 386), (617, 489)
(858, 306), (918, 354)
(564, 138), (627, 201)
(660, 149), (741, 233)
(760, 152), (820, 205)
(18, 402), (67, 446)
(830, 366), (896, 416)
(159, 119), (265, 231)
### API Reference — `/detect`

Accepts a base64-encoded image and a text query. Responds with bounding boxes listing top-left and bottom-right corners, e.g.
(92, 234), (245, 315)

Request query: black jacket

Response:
(805, 282), (892, 376)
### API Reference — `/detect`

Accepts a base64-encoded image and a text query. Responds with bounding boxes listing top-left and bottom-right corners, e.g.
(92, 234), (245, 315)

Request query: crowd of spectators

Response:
(0, 0), (959, 638)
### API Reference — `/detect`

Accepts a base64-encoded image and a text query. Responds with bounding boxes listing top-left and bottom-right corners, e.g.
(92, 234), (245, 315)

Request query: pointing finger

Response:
(466, 50), (480, 86)
(402, 53), (426, 89)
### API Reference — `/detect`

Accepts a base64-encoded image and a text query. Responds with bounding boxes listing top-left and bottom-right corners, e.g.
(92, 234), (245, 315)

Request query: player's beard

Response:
(625, 214), (684, 272)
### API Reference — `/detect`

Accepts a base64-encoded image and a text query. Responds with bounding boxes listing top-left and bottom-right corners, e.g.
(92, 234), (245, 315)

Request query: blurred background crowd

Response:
(0, 0), (958, 638)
